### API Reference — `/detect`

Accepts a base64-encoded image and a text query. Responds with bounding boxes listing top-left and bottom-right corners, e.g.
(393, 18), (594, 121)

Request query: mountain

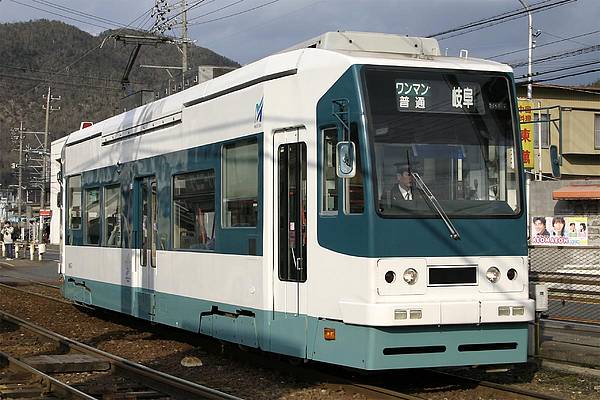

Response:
(0, 19), (239, 186)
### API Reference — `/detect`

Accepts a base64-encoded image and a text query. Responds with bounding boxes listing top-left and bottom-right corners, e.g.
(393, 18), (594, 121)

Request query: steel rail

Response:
(0, 310), (244, 400)
(0, 281), (72, 305)
(0, 350), (97, 400)
(0, 273), (61, 289)
(429, 369), (567, 400)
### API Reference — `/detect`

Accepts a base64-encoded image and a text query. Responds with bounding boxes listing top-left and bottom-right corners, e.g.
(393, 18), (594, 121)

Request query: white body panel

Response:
(61, 37), (532, 328)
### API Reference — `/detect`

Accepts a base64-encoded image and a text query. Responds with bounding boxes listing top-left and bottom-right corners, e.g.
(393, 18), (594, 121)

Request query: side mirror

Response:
(57, 191), (62, 208)
(549, 145), (561, 178)
(336, 141), (356, 178)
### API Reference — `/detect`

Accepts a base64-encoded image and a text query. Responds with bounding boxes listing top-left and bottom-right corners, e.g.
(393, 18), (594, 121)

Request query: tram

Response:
(56, 31), (534, 370)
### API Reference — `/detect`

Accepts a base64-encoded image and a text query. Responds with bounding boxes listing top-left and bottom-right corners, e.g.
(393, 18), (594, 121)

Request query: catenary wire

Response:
(489, 29), (600, 59)
(28, 0), (128, 28)
(517, 68), (600, 83)
(434, 0), (577, 41)
(187, 0), (282, 27)
(427, 0), (572, 39)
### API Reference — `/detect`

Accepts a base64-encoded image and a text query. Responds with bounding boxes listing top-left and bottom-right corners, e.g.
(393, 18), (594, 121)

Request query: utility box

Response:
(535, 284), (549, 312)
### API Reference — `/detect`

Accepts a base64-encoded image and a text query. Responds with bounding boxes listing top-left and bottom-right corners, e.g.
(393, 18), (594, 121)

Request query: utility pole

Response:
(18, 122), (23, 224)
(40, 87), (60, 242)
(181, 0), (188, 76)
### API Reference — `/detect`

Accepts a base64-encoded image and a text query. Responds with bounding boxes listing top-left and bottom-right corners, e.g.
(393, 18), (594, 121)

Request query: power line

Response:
(428, 0), (576, 41)
(517, 68), (600, 84)
(489, 29), (600, 59)
(0, 64), (134, 84)
(152, 0), (209, 33)
(201, 0), (323, 46)
(517, 60), (600, 78)
(511, 44), (600, 67)
(28, 0), (128, 28)
(21, 6), (156, 96)
(0, 72), (121, 91)
(7, 0), (116, 31)
(187, 0), (282, 27)
(428, 0), (555, 38)
(186, 0), (247, 24)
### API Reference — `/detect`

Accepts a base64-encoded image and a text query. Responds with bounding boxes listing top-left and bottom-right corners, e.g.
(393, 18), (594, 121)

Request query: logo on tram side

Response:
(254, 96), (264, 128)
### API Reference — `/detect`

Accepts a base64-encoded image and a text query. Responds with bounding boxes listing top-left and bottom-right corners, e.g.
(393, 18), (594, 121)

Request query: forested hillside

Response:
(0, 19), (239, 185)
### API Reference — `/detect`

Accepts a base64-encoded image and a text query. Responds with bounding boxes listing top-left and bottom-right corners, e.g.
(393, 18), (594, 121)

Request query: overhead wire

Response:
(21, 5), (156, 95)
(200, 0), (323, 46)
(437, 1), (578, 41)
(187, 0), (282, 27)
(511, 44), (600, 67)
(152, 0), (209, 32)
(517, 60), (599, 79)
(28, 0), (128, 28)
(489, 29), (600, 59)
(186, 0), (247, 24)
(6, 0), (116, 30)
(427, 0), (571, 39)
(517, 68), (600, 84)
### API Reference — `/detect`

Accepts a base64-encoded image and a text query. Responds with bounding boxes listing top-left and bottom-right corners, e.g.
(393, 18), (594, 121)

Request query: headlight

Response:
(403, 268), (418, 285)
(486, 267), (501, 283)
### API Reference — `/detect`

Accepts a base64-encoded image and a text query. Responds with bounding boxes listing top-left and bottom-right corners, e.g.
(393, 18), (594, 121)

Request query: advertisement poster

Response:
(518, 99), (534, 169)
(531, 216), (588, 246)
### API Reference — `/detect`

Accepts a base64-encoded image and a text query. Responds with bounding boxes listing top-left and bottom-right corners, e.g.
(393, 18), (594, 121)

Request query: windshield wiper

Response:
(411, 172), (461, 241)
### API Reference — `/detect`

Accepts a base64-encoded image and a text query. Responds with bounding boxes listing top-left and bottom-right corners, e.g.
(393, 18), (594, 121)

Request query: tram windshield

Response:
(363, 66), (521, 217)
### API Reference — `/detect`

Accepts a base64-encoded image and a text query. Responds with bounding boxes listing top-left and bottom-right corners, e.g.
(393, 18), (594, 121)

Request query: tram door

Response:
(272, 127), (308, 358)
(134, 176), (158, 319)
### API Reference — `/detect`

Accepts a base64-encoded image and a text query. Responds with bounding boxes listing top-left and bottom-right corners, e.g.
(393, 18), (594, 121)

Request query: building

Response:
(516, 83), (600, 179)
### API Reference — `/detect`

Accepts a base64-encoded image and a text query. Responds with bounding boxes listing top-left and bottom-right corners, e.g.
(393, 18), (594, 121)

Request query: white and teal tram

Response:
(57, 31), (534, 370)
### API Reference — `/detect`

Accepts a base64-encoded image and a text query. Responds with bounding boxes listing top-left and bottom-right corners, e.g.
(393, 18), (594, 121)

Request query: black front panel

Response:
(428, 267), (477, 285)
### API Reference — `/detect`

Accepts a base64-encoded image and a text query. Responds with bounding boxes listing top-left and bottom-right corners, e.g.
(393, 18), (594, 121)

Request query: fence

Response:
(530, 245), (600, 324)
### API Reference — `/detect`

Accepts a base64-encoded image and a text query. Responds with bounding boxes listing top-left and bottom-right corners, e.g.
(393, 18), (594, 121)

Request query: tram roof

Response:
(63, 33), (511, 148)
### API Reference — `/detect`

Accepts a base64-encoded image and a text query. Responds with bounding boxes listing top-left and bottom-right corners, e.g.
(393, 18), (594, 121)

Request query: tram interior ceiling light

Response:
(486, 266), (501, 283)
(403, 268), (418, 285)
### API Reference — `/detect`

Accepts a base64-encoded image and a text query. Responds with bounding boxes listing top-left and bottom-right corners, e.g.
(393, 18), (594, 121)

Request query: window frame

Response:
(595, 113), (600, 150)
(221, 138), (259, 229)
(83, 186), (101, 246)
(321, 126), (339, 215)
(533, 112), (550, 149)
(343, 122), (365, 215)
(103, 184), (122, 248)
(171, 168), (216, 252)
(67, 175), (82, 231)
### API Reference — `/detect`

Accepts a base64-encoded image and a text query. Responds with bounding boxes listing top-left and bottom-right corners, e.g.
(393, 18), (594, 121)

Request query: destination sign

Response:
(395, 80), (485, 114)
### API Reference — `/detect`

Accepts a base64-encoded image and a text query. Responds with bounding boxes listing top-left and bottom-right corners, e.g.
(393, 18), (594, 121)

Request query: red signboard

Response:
(40, 209), (52, 217)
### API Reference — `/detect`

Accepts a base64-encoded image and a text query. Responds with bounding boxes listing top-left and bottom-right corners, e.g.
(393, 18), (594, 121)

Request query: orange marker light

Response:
(324, 328), (336, 341)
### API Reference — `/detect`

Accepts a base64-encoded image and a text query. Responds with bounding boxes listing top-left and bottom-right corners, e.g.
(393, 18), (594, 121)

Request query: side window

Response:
(595, 114), (600, 150)
(346, 123), (364, 214)
(67, 175), (82, 246)
(104, 185), (121, 247)
(85, 188), (100, 245)
(173, 170), (215, 250)
(322, 128), (338, 213)
(67, 175), (82, 231)
(222, 139), (258, 227)
(534, 113), (550, 148)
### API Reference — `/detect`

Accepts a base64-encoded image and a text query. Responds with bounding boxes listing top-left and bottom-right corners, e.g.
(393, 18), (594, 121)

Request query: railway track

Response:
(0, 280), (71, 304)
(0, 310), (244, 399)
(0, 276), (587, 399)
(425, 369), (568, 400)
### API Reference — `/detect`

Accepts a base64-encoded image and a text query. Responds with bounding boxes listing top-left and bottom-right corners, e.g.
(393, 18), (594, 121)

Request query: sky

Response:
(1, 0), (599, 86)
